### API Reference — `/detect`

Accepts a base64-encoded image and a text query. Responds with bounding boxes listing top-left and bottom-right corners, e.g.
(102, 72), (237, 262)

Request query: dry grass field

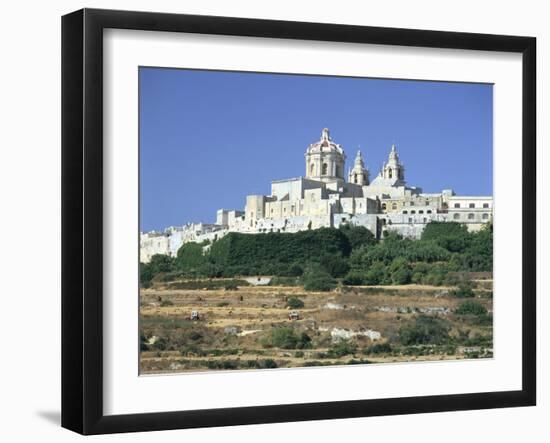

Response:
(139, 277), (493, 374)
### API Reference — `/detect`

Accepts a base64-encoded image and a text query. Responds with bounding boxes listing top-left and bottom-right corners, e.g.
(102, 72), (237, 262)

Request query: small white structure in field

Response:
(331, 327), (381, 343)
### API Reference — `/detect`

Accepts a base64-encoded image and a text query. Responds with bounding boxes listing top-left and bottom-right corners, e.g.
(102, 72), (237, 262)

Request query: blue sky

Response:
(140, 67), (493, 232)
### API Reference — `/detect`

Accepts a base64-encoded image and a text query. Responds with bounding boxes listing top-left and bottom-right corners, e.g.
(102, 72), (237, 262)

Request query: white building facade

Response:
(140, 128), (493, 262)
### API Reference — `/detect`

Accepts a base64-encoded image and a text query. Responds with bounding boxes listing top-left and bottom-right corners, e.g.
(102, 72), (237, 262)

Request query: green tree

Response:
(175, 242), (206, 270)
(319, 254), (350, 278)
(339, 224), (376, 251)
(364, 261), (389, 285)
(302, 263), (337, 291)
(388, 257), (412, 285)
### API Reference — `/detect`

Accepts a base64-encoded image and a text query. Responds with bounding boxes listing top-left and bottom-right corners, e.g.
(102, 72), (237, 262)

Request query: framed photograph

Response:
(61, 8), (536, 435)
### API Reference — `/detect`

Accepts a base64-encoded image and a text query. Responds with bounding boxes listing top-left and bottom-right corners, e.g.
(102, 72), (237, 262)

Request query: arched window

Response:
(419, 210), (424, 214)
(382, 203), (387, 210)
(388, 169), (393, 178)
(310, 163), (314, 174)
(453, 213), (460, 220)
(427, 210), (432, 214)
(403, 210), (408, 214)
(411, 210), (416, 215)
(468, 213), (475, 220)
(322, 163), (328, 175)
(482, 213), (489, 220)
(354, 173), (358, 183)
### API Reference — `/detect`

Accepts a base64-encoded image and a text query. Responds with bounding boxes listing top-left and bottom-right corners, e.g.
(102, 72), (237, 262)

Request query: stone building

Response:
(140, 128), (492, 262)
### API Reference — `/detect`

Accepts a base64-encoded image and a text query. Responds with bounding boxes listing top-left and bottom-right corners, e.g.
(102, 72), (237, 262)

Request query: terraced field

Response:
(139, 278), (493, 374)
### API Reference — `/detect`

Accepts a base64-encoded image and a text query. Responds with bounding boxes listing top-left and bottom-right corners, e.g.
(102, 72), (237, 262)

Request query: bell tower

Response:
(381, 144), (405, 182)
(347, 150), (370, 185)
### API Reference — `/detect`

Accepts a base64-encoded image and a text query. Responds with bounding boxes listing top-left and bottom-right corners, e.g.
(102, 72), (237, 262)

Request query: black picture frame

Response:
(61, 8), (536, 435)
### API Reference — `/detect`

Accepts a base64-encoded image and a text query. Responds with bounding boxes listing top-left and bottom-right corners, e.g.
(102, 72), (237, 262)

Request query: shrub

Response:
(140, 334), (149, 351)
(327, 341), (357, 357)
(262, 327), (299, 349)
(224, 281), (239, 291)
(261, 359), (278, 369)
(363, 342), (392, 355)
(398, 315), (451, 345)
(342, 271), (365, 286)
(262, 328), (311, 349)
(364, 262), (389, 285)
(455, 300), (488, 316)
(303, 265), (336, 292)
(151, 336), (168, 351)
(160, 300), (173, 307)
(295, 351), (304, 358)
(286, 297), (305, 309)
(451, 283), (475, 298)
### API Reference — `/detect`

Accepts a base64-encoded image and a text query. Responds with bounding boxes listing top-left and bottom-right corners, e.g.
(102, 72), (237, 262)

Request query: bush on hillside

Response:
(398, 315), (451, 345)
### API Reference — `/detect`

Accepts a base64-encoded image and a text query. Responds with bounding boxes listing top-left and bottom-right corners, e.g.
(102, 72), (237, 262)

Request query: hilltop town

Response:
(141, 128), (492, 262)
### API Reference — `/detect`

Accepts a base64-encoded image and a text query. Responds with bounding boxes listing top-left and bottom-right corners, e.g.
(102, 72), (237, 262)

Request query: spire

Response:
(321, 127), (330, 141)
(354, 149), (364, 166)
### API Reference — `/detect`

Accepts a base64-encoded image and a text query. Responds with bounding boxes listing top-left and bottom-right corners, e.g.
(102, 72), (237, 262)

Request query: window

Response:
(453, 213), (460, 220)
(392, 203), (397, 210)
(468, 213), (475, 220)
(411, 210), (416, 214)
(427, 210), (432, 214)
(408, 218), (412, 223)
(425, 200), (429, 205)
(382, 203), (387, 210)
(388, 169), (393, 178)
(322, 163), (328, 175)
(403, 210), (408, 214)
(423, 218), (427, 223)
(483, 203), (489, 208)
(419, 210), (424, 214)
(454, 203), (460, 208)
(482, 213), (489, 220)
(310, 163), (314, 174)
(410, 202), (415, 206)
(469, 203), (475, 208)
(354, 173), (358, 183)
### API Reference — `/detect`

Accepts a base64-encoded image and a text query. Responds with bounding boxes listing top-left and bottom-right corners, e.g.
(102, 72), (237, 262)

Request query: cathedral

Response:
(141, 128), (493, 262)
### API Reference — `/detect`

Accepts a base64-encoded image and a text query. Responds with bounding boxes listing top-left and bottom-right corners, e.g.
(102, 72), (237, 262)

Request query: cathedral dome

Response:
(306, 128), (345, 156)
(304, 128), (346, 183)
